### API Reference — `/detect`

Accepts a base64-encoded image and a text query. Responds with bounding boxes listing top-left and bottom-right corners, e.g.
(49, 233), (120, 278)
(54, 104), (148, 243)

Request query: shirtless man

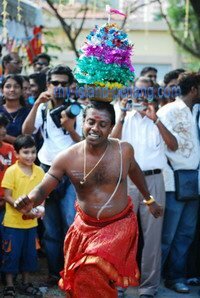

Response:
(15, 101), (163, 297)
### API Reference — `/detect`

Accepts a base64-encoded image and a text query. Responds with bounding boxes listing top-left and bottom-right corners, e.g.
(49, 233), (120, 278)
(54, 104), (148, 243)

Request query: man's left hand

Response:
(60, 111), (76, 132)
(148, 201), (163, 218)
(145, 104), (157, 122)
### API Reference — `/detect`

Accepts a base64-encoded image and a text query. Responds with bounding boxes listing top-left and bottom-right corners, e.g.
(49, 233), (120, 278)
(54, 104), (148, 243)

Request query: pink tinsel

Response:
(83, 44), (134, 72)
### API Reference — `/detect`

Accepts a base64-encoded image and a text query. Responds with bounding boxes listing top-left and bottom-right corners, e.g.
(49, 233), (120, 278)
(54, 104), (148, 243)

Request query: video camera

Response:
(120, 99), (133, 112)
(50, 100), (82, 128)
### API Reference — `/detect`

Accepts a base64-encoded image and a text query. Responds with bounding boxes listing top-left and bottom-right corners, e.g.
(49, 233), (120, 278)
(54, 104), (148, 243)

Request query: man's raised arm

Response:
(22, 91), (51, 134)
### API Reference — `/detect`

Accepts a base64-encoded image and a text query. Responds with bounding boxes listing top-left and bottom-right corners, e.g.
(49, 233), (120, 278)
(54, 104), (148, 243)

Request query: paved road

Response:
(0, 256), (199, 297)
(126, 283), (200, 298)
(1, 281), (199, 297)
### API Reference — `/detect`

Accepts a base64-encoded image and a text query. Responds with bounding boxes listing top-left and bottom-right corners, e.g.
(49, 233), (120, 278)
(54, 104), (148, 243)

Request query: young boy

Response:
(1, 135), (45, 297)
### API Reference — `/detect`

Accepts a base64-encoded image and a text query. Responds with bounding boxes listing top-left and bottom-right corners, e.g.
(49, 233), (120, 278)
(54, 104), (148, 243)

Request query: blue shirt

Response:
(0, 106), (30, 137)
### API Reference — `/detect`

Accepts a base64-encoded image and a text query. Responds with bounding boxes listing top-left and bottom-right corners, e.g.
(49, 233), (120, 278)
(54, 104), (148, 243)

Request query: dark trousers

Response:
(187, 202), (200, 277)
(162, 192), (199, 283)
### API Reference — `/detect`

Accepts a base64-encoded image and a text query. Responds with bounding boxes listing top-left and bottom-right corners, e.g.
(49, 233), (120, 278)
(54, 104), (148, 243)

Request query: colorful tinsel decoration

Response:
(74, 23), (134, 94)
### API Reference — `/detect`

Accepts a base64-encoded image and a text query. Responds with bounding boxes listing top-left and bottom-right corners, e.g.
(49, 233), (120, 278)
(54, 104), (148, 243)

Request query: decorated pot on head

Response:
(74, 22), (135, 103)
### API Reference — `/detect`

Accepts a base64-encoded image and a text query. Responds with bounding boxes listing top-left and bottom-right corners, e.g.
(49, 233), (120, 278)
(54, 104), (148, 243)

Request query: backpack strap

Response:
(41, 103), (48, 130)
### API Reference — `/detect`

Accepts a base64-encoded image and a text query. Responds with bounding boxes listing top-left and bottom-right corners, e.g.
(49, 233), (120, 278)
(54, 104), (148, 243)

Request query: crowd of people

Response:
(0, 51), (199, 298)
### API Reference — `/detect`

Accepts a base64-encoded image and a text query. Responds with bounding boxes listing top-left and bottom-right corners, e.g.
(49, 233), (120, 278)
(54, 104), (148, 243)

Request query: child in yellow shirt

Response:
(1, 135), (45, 297)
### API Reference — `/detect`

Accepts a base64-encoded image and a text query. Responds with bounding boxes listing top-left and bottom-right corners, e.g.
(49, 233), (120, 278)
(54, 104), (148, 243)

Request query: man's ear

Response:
(191, 86), (198, 97)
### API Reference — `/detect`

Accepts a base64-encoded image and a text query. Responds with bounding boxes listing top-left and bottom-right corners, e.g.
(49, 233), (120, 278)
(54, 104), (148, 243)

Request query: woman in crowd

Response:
(0, 74), (30, 144)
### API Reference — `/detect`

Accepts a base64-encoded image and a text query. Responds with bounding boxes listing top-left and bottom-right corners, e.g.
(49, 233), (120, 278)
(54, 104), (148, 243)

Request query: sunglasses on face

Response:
(50, 81), (69, 87)
(148, 75), (157, 80)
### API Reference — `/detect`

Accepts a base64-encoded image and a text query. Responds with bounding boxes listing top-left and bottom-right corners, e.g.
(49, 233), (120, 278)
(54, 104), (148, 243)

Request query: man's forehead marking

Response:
(88, 109), (109, 118)
(87, 115), (110, 122)
(93, 115), (102, 120)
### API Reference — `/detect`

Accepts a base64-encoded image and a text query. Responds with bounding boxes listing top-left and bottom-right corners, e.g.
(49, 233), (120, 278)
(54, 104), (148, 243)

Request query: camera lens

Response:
(66, 102), (81, 118)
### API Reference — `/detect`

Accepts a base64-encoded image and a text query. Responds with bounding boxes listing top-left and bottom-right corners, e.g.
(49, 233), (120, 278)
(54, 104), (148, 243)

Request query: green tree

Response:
(156, 0), (200, 60)
(45, 0), (89, 57)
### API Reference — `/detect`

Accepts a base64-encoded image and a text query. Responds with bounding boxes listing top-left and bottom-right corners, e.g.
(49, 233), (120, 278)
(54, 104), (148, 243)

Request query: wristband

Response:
(154, 118), (160, 125)
(120, 118), (125, 125)
(143, 195), (155, 205)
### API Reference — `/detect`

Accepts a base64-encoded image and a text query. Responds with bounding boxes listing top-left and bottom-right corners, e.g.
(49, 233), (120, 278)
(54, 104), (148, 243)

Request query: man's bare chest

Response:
(70, 159), (122, 186)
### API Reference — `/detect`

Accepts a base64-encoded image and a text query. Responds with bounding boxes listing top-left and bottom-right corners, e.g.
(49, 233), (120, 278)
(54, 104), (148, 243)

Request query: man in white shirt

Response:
(157, 72), (200, 294)
(111, 77), (178, 298)
(22, 65), (82, 285)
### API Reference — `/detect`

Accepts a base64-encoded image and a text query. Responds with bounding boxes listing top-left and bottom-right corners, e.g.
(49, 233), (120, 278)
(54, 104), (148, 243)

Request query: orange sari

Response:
(59, 198), (140, 296)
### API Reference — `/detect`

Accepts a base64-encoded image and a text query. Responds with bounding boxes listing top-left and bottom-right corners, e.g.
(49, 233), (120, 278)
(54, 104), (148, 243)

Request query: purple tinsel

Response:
(83, 44), (134, 72)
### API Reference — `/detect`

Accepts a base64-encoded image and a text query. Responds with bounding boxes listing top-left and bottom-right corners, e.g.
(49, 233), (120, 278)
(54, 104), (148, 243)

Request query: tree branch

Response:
(120, 0), (158, 29)
(156, 0), (200, 59)
(120, 6), (128, 30)
(74, 0), (89, 42)
(46, 0), (88, 57)
(129, 0), (158, 14)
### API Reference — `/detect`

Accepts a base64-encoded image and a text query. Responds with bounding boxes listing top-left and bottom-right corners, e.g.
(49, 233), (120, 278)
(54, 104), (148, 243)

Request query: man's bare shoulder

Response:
(120, 140), (134, 155)
(110, 138), (134, 160)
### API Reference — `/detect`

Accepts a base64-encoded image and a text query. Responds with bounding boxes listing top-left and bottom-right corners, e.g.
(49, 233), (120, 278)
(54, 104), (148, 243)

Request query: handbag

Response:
(174, 169), (199, 201)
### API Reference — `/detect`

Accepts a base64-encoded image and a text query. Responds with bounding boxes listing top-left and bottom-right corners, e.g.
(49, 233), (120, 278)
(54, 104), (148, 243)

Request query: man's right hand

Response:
(147, 202), (163, 218)
(14, 195), (34, 214)
(119, 97), (130, 112)
(36, 91), (51, 105)
(22, 206), (45, 220)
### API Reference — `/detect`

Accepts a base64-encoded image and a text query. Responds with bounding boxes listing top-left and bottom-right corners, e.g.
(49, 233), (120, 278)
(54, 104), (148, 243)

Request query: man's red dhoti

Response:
(59, 198), (140, 296)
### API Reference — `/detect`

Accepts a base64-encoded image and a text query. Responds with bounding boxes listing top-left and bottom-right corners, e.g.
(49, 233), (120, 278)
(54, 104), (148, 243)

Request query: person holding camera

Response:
(22, 65), (83, 286)
(111, 77), (178, 298)
(157, 72), (200, 294)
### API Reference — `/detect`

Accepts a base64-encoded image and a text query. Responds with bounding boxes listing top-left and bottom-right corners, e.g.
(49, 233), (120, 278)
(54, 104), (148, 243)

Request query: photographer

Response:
(22, 65), (82, 285)
(111, 77), (178, 298)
